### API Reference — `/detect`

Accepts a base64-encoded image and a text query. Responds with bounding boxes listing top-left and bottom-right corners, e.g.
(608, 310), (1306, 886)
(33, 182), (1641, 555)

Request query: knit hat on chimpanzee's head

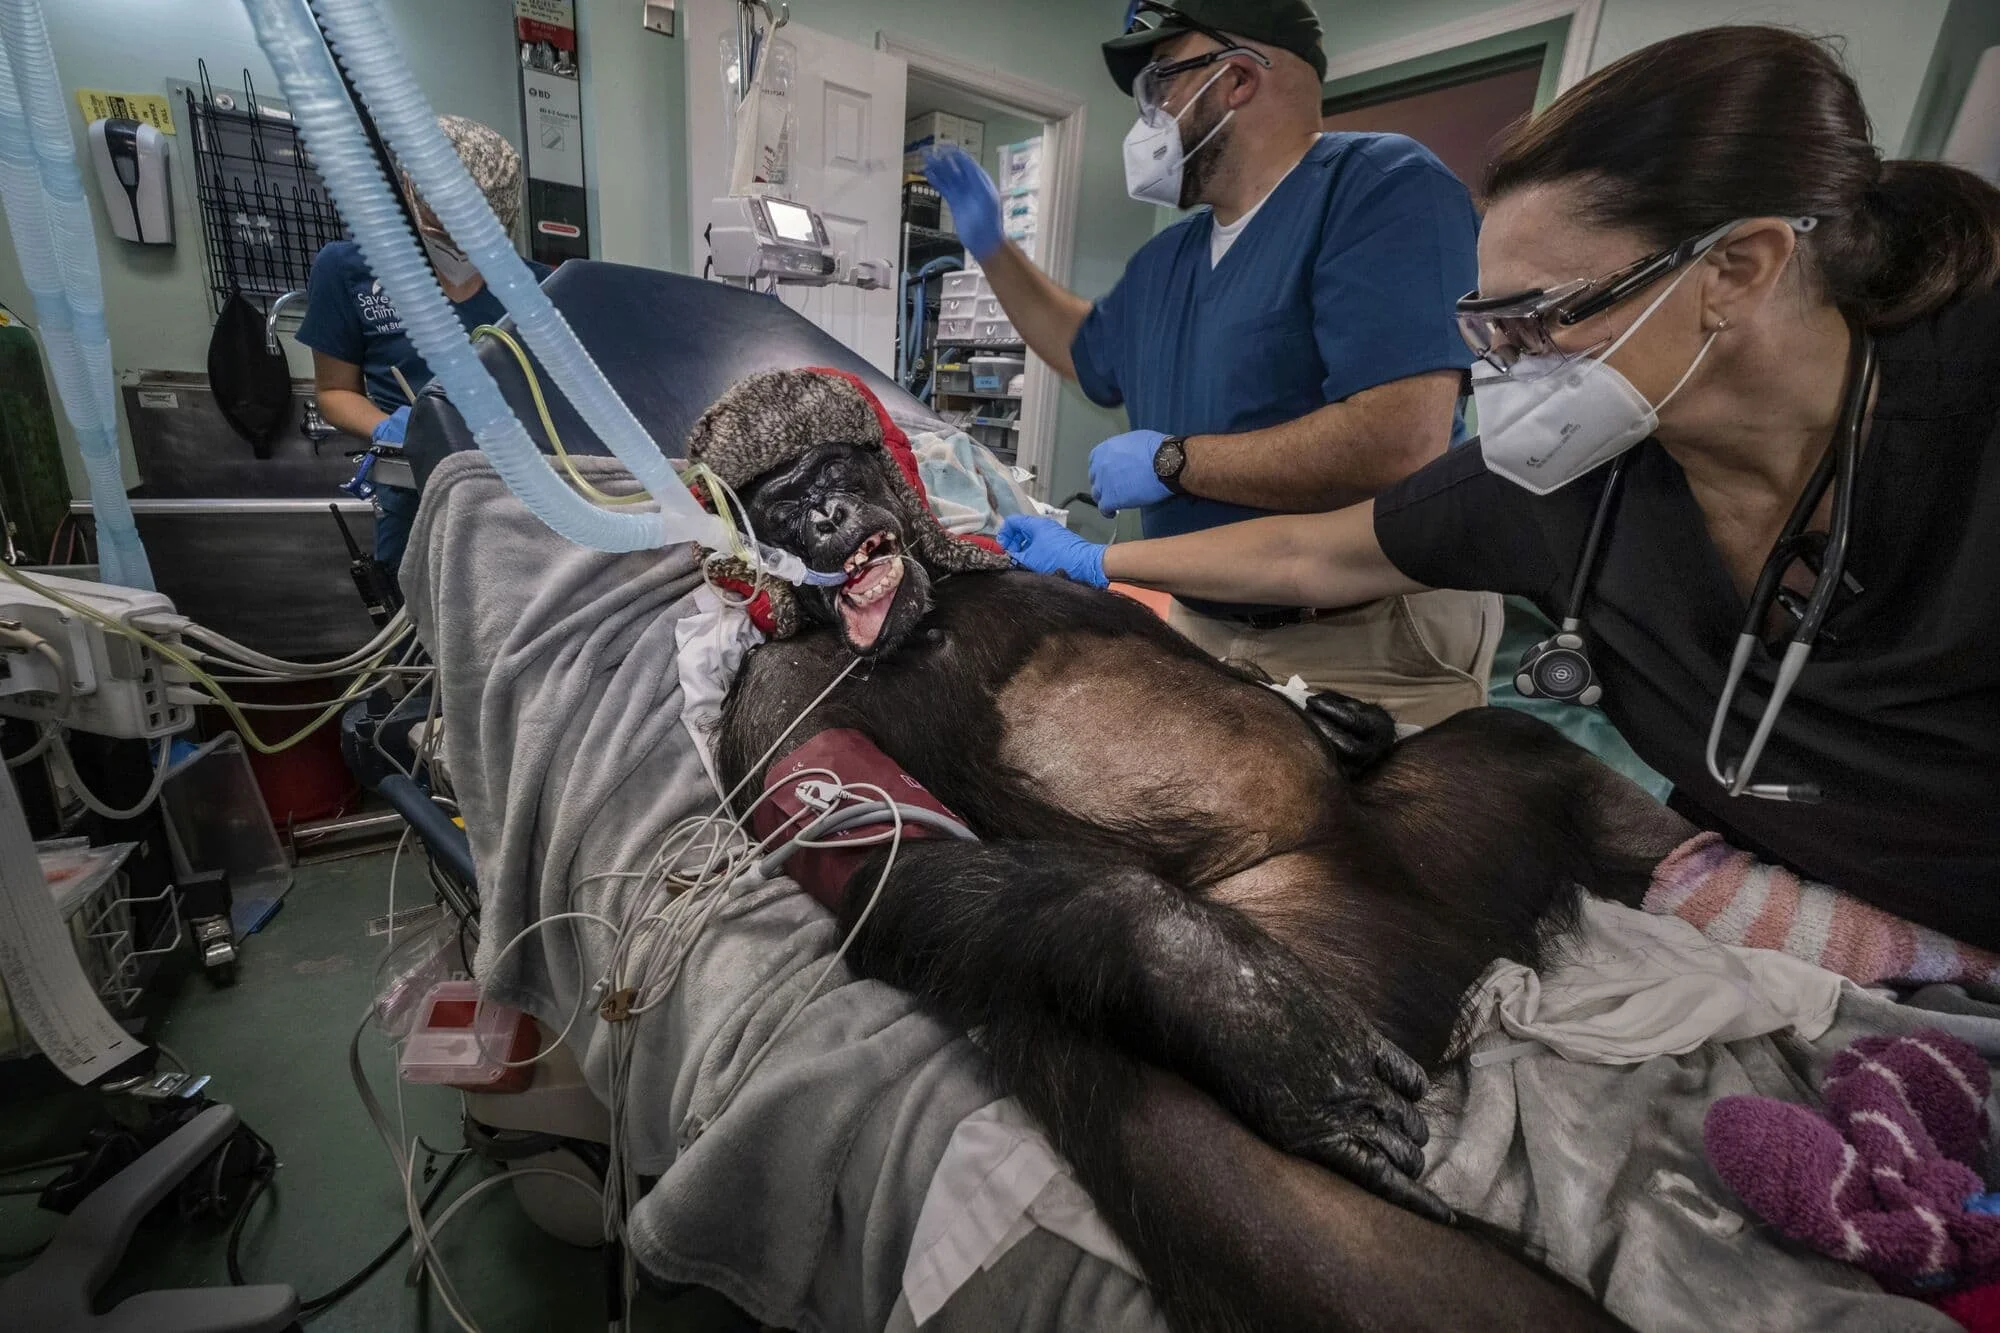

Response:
(684, 367), (1010, 637)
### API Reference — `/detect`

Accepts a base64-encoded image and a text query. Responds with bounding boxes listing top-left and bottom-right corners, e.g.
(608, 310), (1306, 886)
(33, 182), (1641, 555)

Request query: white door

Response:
(685, 2), (906, 372)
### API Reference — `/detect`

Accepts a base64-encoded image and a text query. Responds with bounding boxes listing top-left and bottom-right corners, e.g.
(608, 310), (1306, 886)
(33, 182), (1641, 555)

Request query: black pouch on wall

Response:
(206, 288), (292, 459)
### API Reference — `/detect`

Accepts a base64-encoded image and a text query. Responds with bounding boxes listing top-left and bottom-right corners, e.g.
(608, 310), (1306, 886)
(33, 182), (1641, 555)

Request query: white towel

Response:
(903, 1099), (1145, 1325)
(1467, 897), (1849, 1065)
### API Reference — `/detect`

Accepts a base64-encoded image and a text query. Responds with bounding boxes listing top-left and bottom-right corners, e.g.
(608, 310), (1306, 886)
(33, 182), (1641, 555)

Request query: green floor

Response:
(0, 851), (757, 1333)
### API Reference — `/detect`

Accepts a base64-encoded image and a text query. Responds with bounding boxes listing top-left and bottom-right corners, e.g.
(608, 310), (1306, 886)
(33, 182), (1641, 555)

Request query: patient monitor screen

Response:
(765, 199), (818, 244)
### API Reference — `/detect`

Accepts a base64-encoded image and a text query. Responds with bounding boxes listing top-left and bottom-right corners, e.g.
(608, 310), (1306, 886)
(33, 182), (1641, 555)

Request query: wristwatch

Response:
(1152, 435), (1190, 495)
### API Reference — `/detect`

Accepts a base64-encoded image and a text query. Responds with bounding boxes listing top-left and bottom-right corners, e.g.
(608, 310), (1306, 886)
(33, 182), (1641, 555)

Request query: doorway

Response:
(875, 35), (1083, 497)
(896, 73), (1053, 474)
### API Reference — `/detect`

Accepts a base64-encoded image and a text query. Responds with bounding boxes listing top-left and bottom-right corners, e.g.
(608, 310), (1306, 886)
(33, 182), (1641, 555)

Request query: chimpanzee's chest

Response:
(719, 572), (1336, 855)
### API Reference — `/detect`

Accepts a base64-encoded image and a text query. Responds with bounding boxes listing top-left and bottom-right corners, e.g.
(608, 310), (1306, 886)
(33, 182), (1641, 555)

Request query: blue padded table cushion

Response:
(404, 260), (946, 490)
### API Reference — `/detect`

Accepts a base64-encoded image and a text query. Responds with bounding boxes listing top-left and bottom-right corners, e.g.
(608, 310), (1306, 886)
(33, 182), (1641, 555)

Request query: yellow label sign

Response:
(74, 89), (176, 135)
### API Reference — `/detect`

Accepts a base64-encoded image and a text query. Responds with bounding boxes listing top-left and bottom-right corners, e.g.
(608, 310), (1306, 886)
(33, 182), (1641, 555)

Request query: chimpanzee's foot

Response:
(1214, 979), (1453, 1223)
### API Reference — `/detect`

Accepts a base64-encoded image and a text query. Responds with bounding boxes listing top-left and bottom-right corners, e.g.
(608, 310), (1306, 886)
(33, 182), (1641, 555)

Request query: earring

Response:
(1711, 316), (1731, 332)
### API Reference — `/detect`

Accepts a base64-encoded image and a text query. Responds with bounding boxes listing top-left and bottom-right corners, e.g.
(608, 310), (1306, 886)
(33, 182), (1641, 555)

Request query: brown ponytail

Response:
(1485, 26), (2000, 331)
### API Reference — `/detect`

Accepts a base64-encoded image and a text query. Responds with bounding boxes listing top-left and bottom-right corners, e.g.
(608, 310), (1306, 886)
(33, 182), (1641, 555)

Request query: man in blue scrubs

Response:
(296, 116), (550, 590)
(924, 0), (1499, 725)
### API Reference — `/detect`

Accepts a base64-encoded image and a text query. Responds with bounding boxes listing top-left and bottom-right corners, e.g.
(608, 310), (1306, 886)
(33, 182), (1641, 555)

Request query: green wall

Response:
(1902, 0), (2000, 158)
(577, 0), (693, 277)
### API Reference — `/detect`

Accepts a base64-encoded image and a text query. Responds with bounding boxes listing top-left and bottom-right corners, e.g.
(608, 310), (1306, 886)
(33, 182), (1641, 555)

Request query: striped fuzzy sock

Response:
(1645, 832), (2000, 988)
(1705, 1029), (2000, 1284)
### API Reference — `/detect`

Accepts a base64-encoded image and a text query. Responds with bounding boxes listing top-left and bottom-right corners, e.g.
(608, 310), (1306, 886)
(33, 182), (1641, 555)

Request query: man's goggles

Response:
(1456, 221), (1742, 374)
(1124, 3), (1270, 119)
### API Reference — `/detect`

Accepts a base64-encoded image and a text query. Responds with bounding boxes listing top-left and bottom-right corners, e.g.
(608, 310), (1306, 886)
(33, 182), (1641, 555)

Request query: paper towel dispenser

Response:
(87, 117), (174, 245)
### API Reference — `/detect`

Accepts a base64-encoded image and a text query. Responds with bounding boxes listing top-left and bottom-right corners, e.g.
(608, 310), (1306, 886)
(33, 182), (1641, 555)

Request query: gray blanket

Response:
(407, 450), (1991, 1333)
(402, 452), (1158, 1332)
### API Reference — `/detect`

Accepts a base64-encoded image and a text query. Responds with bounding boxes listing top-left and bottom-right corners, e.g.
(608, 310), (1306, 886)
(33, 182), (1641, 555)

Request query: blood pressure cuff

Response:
(752, 729), (963, 912)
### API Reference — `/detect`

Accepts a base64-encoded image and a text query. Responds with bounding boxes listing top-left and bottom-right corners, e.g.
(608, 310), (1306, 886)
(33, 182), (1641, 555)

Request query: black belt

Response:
(1222, 606), (1333, 630)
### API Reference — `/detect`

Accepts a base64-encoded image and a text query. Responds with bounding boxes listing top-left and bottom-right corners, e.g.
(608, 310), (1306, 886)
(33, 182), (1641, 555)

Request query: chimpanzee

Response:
(700, 371), (1684, 1331)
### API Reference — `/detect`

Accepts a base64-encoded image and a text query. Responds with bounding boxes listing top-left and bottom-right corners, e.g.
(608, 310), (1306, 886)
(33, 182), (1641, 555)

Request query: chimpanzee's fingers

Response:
(1289, 1109), (1423, 1185)
(1370, 1089), (1430, 1152)
(1358, 1115), (1428, 1180)
(1328, 1138), (1457, 1226)
(1375, 1043), (1429, 1104)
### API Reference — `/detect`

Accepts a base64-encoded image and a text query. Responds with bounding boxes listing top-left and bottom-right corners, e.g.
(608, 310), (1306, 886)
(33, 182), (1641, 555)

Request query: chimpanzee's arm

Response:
(838, 839), (1446, 1219)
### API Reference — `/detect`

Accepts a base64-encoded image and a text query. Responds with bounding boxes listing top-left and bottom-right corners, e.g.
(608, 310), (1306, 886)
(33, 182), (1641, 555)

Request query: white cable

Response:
(354, 650), (891, 1306)
(420, 1167), (603, 1259)
(47, 732), (173, 820)
(180, 608), (412, 675)
(196, 664), (436, 685)
(4, 724), (55, 768)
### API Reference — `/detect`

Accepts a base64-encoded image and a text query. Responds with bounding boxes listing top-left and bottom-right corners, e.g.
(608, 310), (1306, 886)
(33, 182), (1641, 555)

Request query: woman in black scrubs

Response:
(1002, 26), (2000, 950)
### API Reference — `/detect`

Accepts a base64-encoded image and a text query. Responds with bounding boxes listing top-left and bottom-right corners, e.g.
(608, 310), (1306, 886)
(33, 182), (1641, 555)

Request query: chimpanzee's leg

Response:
(973, 1015), (1624, 1333)
(1359, 707), (1697, 910)
(838, 839), (1447, 1219)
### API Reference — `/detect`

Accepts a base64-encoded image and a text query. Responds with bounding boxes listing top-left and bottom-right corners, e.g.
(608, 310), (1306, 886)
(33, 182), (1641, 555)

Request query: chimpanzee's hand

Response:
(1304, 688), (1400, 780)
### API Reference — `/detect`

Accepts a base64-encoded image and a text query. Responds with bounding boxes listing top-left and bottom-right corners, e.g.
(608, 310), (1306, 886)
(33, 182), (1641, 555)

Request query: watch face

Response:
(1154, 437), (1186, 480)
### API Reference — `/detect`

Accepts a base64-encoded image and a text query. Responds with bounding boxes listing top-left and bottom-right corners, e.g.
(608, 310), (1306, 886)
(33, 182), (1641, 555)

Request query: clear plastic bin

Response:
(939, 316), (977, 342)
(941, 294), (979, 320)
(971, 354), (1025, 393)
(974, 316), (1020, 345)
(159, 732), (293, 911)
(941, 270), (986, 299)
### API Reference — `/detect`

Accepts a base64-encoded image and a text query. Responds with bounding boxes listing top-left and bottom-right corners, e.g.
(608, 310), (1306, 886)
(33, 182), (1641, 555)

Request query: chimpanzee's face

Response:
(741, 441), (933, 657)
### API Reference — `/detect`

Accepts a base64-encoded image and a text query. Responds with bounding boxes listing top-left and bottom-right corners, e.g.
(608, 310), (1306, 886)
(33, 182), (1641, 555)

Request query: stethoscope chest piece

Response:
(1515, 630), (1601, 706)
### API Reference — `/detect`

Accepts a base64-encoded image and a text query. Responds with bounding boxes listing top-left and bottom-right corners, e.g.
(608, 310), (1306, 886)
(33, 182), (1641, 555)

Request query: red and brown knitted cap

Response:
(684, 367), (1010, 636)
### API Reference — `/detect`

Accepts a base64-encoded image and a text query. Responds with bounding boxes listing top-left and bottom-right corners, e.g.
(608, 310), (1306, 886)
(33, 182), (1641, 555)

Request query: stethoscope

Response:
(1514, 324), (1876, 803)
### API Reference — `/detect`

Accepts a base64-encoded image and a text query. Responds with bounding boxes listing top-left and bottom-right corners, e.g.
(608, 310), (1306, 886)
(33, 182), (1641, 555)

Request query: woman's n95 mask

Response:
(420, 231), (480, 288)
(1475, 261), (1717, 495)
(1123, 66), (1231, 209)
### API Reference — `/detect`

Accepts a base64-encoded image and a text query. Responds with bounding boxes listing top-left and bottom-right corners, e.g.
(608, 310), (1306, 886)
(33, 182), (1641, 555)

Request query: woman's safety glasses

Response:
(1456, 220), (1742, 374)
(1123, 2), (1270, 120)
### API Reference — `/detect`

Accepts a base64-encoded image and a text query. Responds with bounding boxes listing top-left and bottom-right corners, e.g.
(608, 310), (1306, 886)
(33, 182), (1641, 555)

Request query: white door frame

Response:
(875, 32), (1086, 497)
(1322, 0), (1602, 93)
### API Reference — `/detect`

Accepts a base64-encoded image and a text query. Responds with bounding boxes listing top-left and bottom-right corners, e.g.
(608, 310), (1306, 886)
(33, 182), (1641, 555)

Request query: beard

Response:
(1176, 103), (1233, 210)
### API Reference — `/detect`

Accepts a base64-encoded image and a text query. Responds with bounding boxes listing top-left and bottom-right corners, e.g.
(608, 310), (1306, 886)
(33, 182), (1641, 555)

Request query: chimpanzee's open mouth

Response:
(836, 530), (905, 651)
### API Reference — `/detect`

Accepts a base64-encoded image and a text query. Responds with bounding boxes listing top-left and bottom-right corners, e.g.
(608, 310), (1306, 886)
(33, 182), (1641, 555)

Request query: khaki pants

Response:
(1168, 589), (1504, 729)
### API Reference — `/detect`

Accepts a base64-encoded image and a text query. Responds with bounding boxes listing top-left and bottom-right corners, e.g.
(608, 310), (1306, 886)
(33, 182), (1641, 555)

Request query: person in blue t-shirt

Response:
(295, 115), (552, 585)
(923, 0), (1498, 727)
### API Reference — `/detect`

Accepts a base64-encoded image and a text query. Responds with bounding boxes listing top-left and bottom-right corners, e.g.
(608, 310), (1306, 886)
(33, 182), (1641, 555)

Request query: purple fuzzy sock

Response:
(1705, 1029), (2000, 1281)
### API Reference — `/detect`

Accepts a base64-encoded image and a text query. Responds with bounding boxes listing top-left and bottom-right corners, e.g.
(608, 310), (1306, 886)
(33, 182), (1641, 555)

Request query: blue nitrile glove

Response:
(1088, 429), (1169, 516)
(998, 515), (1108, 588)
(372, 404), (411, 445)
(923, 145), (1004, 260)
